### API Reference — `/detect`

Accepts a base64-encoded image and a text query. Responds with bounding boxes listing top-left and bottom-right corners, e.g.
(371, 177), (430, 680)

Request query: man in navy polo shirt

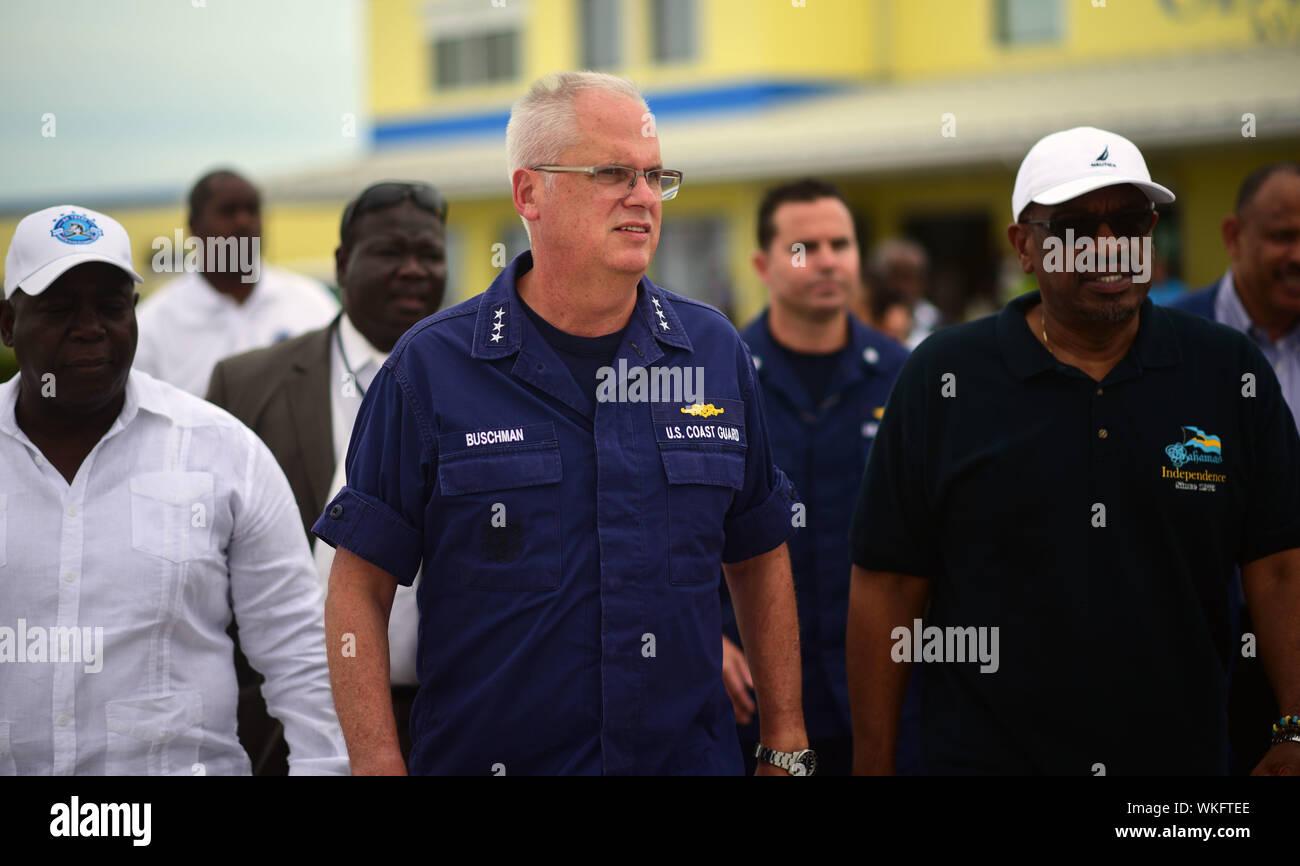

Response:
(847, 126), (1300, 775)
(718, 179), (912, 776)
(314, 71), (811, 776)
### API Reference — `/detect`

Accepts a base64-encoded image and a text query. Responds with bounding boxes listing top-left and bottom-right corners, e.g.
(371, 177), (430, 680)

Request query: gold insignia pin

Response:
(681, 403), (724, 418)
(873, 406), (885, 420)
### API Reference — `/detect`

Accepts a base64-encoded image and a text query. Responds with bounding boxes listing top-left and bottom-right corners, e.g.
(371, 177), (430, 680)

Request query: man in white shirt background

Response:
(207, 181), (447, 770)
(134, 169), (339, 396)
(0, 204), (348, 775)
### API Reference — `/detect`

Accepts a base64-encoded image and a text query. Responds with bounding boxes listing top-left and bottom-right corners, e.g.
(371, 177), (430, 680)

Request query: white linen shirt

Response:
(135, 265), (339, 397)
(0, 369), (349, 775)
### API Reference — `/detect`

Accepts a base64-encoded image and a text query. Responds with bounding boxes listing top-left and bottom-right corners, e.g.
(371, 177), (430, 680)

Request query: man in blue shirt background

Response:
(719, 179), (913, 775)
(314, 71), (812, 776)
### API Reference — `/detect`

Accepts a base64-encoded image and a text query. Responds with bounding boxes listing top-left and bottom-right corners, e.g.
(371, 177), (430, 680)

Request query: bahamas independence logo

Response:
(1164, 426), (1223, 468)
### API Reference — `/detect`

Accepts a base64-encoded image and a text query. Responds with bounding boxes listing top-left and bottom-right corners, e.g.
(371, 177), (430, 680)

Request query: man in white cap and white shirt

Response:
(846, 127), (1300, 775)
(134, 169), (338, 396)
(0, 205), (349, 775)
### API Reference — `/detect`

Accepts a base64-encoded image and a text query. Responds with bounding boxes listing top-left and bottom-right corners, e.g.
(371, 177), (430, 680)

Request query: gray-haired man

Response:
(315, 71), (811, 775)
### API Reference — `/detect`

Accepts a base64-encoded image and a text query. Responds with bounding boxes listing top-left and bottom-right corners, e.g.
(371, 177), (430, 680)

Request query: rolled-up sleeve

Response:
(312, 363), (432, 585)
(721, 338), (799, 564)
(229, 429), (350, 775)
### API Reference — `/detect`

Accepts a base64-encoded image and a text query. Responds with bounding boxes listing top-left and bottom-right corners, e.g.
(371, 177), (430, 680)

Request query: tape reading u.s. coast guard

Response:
(651, 398), (746, 449)
(664, 422), (742, 443)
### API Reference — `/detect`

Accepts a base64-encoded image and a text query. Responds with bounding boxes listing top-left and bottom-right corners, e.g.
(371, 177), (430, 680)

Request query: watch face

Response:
(794, 750), (818, 777)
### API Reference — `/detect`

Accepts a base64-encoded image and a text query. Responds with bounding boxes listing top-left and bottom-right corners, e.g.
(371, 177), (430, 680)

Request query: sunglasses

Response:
(1019, 206), (1156, 240)
(340, 182), (447, 243)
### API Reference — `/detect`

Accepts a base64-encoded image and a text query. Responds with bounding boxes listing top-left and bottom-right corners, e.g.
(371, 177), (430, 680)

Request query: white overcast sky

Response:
(0, 0), (364, 209)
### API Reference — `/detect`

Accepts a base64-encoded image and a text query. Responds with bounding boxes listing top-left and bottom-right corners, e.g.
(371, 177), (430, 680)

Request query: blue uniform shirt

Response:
(313, 252), (798, 775)
(721, 312), (913, 746)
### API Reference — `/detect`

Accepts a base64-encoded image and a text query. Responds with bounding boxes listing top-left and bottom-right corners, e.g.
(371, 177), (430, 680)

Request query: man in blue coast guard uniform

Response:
(719, 179), (915, 776)
(314, 71), (814, 776)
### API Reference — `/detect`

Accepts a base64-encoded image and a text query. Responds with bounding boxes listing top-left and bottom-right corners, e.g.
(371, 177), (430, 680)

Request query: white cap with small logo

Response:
(4, 205), (143, 300)
(1011, 126), (1175, 221)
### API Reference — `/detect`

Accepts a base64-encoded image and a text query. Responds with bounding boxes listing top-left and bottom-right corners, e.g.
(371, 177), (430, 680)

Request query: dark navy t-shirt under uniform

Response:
(518, 291), (626, 410)
(851, 291), (1300, 775)
(314, 251), (799, 775)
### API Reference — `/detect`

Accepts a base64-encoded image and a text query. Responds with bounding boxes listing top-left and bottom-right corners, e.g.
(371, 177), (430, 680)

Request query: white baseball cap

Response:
(4, 205), (143, 300)
(1011, 126), (1175, 221)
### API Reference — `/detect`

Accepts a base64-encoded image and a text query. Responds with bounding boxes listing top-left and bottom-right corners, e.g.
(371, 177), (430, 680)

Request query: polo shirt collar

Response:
(471, 251), (692, 360)
(998, 290), (1180, 382)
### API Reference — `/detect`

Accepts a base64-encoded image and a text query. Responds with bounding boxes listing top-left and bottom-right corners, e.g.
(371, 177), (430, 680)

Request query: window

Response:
(580, 0), (622, 69)
(424, 0), (525, 90)
(996, 0), (1061, 45)
(650, 0), (696, 63)
(433, 30), (519, 88)
(650, 218), (734, 319)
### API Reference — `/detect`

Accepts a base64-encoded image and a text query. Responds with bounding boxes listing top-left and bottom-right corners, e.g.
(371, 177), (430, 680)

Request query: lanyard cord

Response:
(336, 318), (367, 398)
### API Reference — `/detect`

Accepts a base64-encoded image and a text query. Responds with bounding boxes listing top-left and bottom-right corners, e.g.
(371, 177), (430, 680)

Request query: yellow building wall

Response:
(893, 0), (1281, 81)
(371, 0), (1288, 120)
(369, 0), (879, 123)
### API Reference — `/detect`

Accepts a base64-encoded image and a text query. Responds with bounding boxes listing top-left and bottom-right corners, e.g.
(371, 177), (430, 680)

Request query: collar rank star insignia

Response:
(490, 306), (505, 343)
(681, 403), (724, 418)
(651, 295), (669, 331)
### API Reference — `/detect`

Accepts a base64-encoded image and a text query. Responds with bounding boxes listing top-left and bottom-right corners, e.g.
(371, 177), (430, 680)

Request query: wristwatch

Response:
(754, 743), (818, 776)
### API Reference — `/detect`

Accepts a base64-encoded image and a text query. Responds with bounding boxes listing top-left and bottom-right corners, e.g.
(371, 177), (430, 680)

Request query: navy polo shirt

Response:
(313, 252), (798, 775)
(721, 311), (908, 745)
(850, 291), (1300, 775)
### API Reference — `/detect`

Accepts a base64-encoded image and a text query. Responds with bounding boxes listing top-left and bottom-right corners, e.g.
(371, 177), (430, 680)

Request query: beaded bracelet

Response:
(1270, 714), (1300, 746)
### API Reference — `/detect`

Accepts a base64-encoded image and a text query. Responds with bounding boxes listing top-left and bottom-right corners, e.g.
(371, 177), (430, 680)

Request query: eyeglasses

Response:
(340, 182), (447, 243)
(1019, 205), (1156, 240)
(531, 165), (684, 201)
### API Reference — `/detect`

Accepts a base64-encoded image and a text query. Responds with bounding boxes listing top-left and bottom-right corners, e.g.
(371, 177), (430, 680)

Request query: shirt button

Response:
(863, 347), (879, 364)
(34, 455), (45, 467)
(1096, 387), (1104, 396)
(67, 506), (77, 517)
(56, 714), (69, 727)
(63, 571), (76, 583)
(1098, 428), (1109, 439)
(329, 504), (344, 519)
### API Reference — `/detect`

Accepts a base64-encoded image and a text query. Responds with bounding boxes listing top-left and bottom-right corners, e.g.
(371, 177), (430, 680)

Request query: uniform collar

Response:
(998, 290), (1181, 381)
(743, 309), (888, 410)
(471, 251), (692, 360)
